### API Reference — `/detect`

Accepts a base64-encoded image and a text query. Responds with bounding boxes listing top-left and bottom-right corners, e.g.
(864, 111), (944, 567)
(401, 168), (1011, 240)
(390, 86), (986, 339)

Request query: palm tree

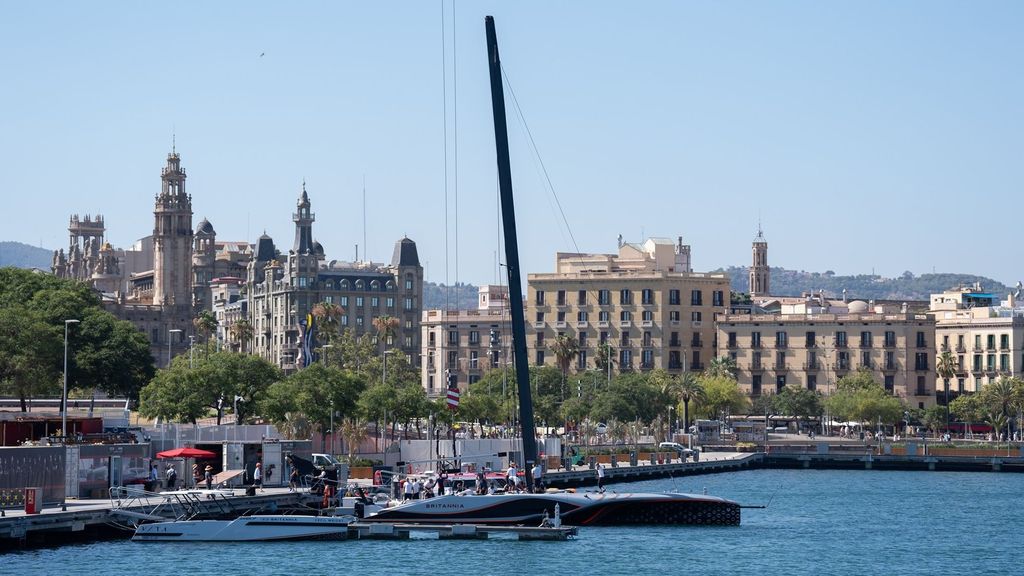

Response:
(982, 377), (1021, 441)
(936, 350), (958, 430)
(549, 334), (580, 399)
(340, 418), (369, 462)
(230, 319), (255, 354)
(311, 301), (344, 345)
(705, 356), (738, 380)
(372, 315), (399, 349)
(193, 310), (218, 358)
(677, 373), (705, 433)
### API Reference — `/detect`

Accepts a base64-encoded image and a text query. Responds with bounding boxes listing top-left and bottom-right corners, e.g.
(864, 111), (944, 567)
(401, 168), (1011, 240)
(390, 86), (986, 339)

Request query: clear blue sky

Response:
(2, 2), (1021, 286)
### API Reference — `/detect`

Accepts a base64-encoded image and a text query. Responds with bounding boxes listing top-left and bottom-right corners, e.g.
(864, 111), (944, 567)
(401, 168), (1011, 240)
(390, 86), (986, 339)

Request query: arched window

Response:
(370, 280), (380, 291)
(340, 279), (350, 290)
(355, 279), (364, 290)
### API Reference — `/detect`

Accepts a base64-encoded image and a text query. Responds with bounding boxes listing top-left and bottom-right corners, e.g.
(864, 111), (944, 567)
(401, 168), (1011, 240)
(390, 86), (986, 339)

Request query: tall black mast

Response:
(485, 15), (538, 490)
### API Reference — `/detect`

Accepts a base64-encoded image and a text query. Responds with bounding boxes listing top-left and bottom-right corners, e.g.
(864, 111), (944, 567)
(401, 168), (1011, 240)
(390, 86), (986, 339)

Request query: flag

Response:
(446, 385), (460, 411)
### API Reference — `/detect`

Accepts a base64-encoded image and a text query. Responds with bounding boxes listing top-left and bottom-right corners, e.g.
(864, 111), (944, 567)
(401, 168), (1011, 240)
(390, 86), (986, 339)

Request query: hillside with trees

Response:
(0, 241), (52, 269)
(716, 266), (1012, 301)
(423, 281), (479, 310)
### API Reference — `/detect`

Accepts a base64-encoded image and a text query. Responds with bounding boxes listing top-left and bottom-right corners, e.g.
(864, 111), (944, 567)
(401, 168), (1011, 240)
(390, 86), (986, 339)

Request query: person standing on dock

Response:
(596, 462), (605, 492)
(506, 462), (518, 492)
(205, 465), (214, 490)
(192, 464), (202, 488)
(166, 464), (177, 490)
(532, 462), (544, 493)
(253, 462), (263, 492)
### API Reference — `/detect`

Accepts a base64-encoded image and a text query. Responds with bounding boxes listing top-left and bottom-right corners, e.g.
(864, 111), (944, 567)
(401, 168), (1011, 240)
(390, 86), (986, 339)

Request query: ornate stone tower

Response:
(152, 151), (194, 307)
(288, 182), (318, 281)
(749, 226), (769, 297)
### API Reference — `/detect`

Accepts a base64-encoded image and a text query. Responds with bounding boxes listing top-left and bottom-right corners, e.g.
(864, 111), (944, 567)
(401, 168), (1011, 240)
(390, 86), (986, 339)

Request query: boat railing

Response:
(107, 487), (236, 529)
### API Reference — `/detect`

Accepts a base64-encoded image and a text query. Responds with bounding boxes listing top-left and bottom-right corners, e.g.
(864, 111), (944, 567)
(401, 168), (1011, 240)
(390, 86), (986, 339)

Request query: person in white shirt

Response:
(596, 462), (605, 492)
(506, 463), (518, 492)
(253, 462), (262, 492)
(531, 463), (544, 492)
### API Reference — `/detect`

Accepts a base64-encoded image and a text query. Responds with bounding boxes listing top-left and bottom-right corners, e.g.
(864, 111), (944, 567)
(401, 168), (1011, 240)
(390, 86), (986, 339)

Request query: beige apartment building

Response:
(421, 285), (516, 397)
(527, 237), (728, 375)
(930, 285), (1024, 397)
(716, 297), (937, 409)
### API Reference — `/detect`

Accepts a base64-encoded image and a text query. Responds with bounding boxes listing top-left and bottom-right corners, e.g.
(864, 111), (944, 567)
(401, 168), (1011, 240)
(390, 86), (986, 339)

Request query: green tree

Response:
(73, 309), (155, 401)
(0, 306), (61, 411)
(0, 268), (154, 407)
(311, 301), (344, 346)
(230, 319), (254, 354)
(193, 310), (218, 357)
(825, 369), (903, 426)
(775, 385), (823, 427)
(264, 363), (363, 447)
(594, 343), (614, 374)
(949, 392), (984, 433)
(705, 356), (738, 380)
(340, 418), (369, 461)
(549, 333), (580, 398)
(695, 375), (747, 422)
(139, 350), (280, 424)
(936, 350), (958, 426)
(921, 405), (947, 437)
(372, 315), (399, 349)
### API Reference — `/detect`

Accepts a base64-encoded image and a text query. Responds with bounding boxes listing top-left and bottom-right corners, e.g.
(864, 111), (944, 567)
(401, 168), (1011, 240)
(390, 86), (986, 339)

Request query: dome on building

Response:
(313, 240), (325, 257)
(197, 218), (216, 235)
(847, 300), (869, 313)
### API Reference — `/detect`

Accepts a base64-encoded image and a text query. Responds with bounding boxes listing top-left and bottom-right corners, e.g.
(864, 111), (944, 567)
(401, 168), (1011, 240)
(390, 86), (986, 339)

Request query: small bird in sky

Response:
(259, 52), (265, 57)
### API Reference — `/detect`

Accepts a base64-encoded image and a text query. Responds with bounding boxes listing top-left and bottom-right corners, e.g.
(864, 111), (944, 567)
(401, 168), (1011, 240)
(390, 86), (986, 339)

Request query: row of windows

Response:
(942, 333), (1012, 351)
(748, 374), (930, 397)
(746, 350), (925, 371)
(731, 330), (921, 349)
(535, 289), (725, 307)
(535, 310), (707, 323)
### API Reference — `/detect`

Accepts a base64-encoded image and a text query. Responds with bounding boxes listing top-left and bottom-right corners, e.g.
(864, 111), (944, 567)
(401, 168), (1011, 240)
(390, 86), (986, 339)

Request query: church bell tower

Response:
(749, 226), (769, 297)
(152, 150), (194, 307)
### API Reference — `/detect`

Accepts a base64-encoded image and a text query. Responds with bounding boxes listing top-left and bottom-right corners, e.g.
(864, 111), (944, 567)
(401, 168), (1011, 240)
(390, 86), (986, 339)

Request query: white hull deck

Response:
(132, 514), (352, 542)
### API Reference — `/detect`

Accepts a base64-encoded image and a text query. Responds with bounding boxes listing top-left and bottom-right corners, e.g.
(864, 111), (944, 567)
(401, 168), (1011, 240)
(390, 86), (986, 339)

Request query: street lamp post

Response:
(189, 335), (195, 369)
(62, 319), (80, 439)
(322, 344), (333, 367)
(168, 329), (182, 366)
(382, 349), (396, 385)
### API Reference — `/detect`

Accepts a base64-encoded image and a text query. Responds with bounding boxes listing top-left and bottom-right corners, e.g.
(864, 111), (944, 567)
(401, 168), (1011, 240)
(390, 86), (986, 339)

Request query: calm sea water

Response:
(4, 469), (1022, 575)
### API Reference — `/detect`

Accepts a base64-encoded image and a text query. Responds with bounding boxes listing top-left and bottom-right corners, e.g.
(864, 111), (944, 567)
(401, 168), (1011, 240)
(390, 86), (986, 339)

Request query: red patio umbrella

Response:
(157, 447), (217, 459)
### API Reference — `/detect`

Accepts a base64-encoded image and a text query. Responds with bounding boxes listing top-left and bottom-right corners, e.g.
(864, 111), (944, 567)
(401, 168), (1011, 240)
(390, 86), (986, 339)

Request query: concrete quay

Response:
(0, 487), (313, 549)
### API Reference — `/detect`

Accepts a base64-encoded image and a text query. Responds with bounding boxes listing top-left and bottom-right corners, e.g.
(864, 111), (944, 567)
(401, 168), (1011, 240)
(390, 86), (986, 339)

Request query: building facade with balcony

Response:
(420, 285), (515, 397)
(716, 298), (937, 409)
(930, 285), (1024, 397)
(526, 237), (728, 375)
(244, 186), (423, 372)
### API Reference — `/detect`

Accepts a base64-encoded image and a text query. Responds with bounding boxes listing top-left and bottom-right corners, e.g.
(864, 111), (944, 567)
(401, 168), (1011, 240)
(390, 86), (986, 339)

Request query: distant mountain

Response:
(0, 241), (52, 270)
(716, 266), (1012, 301)
(423, 282), (479, 310)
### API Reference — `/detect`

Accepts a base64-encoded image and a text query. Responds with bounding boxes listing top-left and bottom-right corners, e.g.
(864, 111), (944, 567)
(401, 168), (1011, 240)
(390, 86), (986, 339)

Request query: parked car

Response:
(659, 441), (699, 461)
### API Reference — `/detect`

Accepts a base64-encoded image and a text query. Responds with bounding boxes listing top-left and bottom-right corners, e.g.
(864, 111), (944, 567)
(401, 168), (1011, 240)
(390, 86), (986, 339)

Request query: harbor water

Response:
(3, 469), (1021, 575)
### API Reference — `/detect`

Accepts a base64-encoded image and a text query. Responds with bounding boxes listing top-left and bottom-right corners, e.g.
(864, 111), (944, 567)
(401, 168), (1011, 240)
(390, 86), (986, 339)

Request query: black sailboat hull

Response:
(365, 492), (741, 526)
